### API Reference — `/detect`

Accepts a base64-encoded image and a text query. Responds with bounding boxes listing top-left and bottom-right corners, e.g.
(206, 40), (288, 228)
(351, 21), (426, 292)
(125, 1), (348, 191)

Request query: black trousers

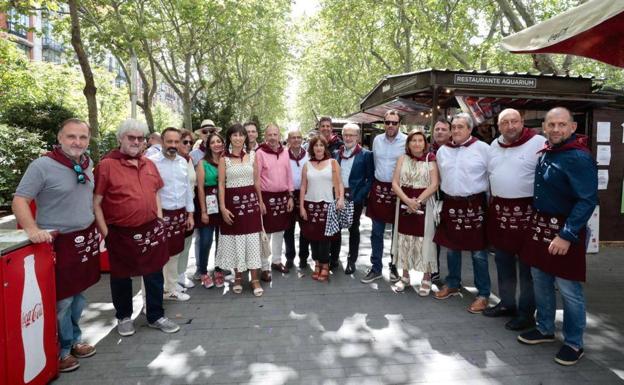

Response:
(330, 202), (364, 264)
(110, 270), (164, 324)
(310, 240), (331, 264)
(284, 221), (310, 267)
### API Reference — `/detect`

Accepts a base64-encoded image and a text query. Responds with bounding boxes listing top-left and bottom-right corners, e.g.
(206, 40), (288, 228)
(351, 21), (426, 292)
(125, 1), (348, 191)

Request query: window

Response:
(7, 9), (29, 38)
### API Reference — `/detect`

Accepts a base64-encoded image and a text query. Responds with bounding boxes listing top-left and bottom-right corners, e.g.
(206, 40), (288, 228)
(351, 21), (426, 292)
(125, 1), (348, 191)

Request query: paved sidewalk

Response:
(53, 217), (624, 385)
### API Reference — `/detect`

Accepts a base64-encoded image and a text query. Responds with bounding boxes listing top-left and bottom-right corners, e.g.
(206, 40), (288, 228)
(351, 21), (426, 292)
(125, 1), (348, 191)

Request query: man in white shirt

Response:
(284, 130), (311, 269)
(144, 132), (162, 157)
(361, 110), (407, 284)
(433, 112), (491, 314)
(485, 109), (545, 330)
(149, 127), (195, 301)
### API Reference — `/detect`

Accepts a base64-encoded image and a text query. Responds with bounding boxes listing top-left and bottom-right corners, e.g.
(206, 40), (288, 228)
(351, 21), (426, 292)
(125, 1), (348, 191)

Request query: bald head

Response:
(498, 108), (524, 144)
(287, 130), (303, 151)
(543, 107), (577, 145)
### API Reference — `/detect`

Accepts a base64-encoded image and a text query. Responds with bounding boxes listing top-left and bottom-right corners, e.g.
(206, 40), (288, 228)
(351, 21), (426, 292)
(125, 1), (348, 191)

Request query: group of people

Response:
(12, 105), (597, 374)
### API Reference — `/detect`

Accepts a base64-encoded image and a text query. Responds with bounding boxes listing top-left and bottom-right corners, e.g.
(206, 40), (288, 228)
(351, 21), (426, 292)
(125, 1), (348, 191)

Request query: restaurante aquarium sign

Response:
(453, 74), (537, 88)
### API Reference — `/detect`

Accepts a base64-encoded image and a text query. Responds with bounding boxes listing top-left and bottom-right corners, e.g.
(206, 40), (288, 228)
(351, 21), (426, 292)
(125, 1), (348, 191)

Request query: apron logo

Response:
(133, 234), (142, 240)
(550, 218), (558, 224)
(243, 195), (247, 199)
(535, 227), (541, 233)
(164, 216), (170, 221)
(449, 209), (455, 215)
(269, 198), (275, 203)
(81, 256), (88, 262)
(458, 209), (463, 215)
(514, 206), (520, 212)
(74, 236), (85, 243)
(85, 246), (91, 252)
(233, 195), (240, 201)
(501, 217), (507, 222)
(495, 204), (500, 211)
(308, 203), (314, 209)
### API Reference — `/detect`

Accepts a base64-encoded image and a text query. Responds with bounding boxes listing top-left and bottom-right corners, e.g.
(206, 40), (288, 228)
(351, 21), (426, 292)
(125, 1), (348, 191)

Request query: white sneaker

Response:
(178, 274), (195, 288)
(148, 317), (180, 333)
(117, 317), (135, 336)
(163, 290), (190, 301)
(175, 283), (188, 293)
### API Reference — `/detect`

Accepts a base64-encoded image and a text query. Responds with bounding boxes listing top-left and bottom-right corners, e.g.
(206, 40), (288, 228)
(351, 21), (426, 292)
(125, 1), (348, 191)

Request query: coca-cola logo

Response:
(22, 303), (43, 328)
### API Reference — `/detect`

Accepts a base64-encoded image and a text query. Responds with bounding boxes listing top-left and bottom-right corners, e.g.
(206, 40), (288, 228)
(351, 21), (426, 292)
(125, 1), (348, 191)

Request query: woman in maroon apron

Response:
(195, 133), (225, 288)
(215, 124), (264, 296)
(299, 136), (344, 282)
(391, 131), (439, 295)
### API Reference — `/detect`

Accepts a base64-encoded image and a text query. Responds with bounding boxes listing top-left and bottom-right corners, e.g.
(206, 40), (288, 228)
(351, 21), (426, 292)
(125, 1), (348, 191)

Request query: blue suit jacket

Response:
(335, 148), (374, 205)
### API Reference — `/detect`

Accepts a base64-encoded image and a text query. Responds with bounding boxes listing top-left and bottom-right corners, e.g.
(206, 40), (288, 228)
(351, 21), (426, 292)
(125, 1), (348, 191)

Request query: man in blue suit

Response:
(330, 123), (374, 274)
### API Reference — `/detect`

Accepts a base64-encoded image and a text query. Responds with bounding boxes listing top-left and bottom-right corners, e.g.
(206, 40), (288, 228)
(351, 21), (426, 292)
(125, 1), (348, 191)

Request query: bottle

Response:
(21, 254), (46, 383)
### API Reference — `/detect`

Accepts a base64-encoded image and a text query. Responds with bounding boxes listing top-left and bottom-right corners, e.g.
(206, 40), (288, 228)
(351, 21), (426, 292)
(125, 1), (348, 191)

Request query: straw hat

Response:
(194, 119), (221, 134)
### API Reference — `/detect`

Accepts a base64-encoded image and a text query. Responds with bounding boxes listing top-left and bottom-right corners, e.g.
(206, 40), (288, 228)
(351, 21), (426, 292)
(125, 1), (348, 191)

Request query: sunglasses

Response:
(73, 164), (86, 184)
(182, 140), (192, 145)
(384, 120), (400, 126)
(126, 135), (146, 142)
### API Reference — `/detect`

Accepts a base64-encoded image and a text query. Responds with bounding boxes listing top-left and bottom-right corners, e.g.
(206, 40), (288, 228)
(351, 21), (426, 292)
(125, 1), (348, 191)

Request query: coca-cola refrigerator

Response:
(0, 230), (58, 385)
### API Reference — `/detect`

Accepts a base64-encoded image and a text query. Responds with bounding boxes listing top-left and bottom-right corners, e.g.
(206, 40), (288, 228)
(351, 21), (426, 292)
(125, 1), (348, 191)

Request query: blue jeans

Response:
(196, 225), (218, 274)
(446, 249), (491, 297)
(532, 267), (586, 349)
(56, 293), (86, 358)
(370, 219), (392, 273)
(494, 248), (535, 317)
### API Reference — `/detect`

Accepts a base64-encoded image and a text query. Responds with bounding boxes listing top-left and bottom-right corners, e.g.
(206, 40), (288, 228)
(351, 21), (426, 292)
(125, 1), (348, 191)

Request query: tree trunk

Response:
(182, 93), (192, 130)
(68, 0), (100, 160)
(137, 65), (155, 132)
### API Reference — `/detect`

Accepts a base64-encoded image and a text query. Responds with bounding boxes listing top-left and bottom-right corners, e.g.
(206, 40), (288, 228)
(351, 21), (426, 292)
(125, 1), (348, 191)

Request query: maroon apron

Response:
(519, 212), (587, 282)
(105, 217), (169, 278)
(433, 193), (487, 251)
(53, 222), (101, 300)
(366, 179), (397, 224)
(487, 196), (533, 255)
(193, 185), (222, 228)
(262, 191), (291, 233)
(397, 187), (426, 237)
(300, 200), (339, 241)
(220, 185), (262, 235)
(163, 208), (186, 255)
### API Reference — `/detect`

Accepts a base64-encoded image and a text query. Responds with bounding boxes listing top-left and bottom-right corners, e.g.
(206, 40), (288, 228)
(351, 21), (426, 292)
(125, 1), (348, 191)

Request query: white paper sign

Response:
(586, 205), (599, 253)
(598, 170), (609, 190)
(596, 145), (611, 166)
(597, 121), (611, 142)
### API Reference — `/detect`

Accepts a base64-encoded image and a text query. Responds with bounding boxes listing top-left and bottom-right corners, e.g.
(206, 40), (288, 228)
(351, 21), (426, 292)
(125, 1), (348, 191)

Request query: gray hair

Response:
(342, 123), (360, 134)
(452, 112), (474, 130)
(117, 119), (149, 140)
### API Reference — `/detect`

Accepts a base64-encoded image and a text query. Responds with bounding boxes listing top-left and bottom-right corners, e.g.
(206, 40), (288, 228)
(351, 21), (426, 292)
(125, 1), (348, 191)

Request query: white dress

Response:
(216, 152), (262, 271)
(393, 157), (437, 273)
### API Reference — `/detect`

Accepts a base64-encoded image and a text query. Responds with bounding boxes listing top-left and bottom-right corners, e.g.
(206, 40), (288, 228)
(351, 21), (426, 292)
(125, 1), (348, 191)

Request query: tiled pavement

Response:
(52, 217), (624, 385)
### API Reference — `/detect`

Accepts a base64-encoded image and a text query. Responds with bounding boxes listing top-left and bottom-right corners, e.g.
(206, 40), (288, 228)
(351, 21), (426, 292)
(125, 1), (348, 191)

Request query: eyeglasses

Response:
(126, 135), (146, 142)
(182, 140), (192, 145)
(73, 164), (86, 184)
(384, 120), (400, 126)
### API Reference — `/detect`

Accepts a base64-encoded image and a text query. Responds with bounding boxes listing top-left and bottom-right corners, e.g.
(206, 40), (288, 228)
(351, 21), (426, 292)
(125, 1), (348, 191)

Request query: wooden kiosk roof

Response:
(348, 68), (617, 124)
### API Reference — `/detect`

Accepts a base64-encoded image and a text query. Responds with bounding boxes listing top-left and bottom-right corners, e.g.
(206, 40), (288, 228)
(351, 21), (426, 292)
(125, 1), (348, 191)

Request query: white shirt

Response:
(189, 148), (205, 167)
(372, 132), (407, 182)
(304, 161), (334, 202)
(148, 152), (194, 212)
(289, 149), (309, 190)
(339, 145), (357, 188)
(437, 138), (490, 197)
(488, 134), (546, 198)
(144, 144), (162, 158)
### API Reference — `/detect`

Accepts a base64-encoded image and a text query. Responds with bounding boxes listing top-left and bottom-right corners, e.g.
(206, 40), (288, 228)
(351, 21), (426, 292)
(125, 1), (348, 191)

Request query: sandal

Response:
(232, 273), (243, 294)
(419, 279), (432, 297)
(317, 264), (330, 282)
(394, 276), (410, 292)
(311, 263), (321, 280)
(251, 279), (264, 297)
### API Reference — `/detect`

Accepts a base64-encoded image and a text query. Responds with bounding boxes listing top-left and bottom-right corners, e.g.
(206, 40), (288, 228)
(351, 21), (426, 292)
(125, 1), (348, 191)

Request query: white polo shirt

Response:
(436, 137), (489, 197)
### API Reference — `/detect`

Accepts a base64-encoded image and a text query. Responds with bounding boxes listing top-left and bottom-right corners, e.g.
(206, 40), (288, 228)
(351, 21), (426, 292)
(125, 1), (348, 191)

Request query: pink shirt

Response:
(255, 145), (294, 192)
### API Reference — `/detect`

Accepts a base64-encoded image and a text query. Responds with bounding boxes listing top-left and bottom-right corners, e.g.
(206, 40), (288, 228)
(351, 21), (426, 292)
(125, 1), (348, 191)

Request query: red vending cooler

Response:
(0, 233), (59, 385)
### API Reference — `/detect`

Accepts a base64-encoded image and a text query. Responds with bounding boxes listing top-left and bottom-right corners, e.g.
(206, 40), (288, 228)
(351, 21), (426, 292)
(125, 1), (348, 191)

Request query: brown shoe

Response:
(434, 286), (460, 300)
(271, 262), (289, 274)
(468, 297), (489, 314)
(261, 270), (272, 282)
(59, 354), (80, 372)
(71, 342), (96, 358)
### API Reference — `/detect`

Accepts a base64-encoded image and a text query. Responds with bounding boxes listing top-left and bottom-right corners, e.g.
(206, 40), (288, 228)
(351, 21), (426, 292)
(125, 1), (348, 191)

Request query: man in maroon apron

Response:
(517, 107), (597, 366)
(433, 113), (491, 314)
(332, 123), (374, 275)
(429, 117), (452, 286)
(255, 123), (295, 280)
(362, 110), (407, 284)
(284, 130), (311, 269)
(94, 119), (180, 338)
(148, 127), (195, 302)
(13, 118), (99, 372)
(485, 109), (545, 330)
